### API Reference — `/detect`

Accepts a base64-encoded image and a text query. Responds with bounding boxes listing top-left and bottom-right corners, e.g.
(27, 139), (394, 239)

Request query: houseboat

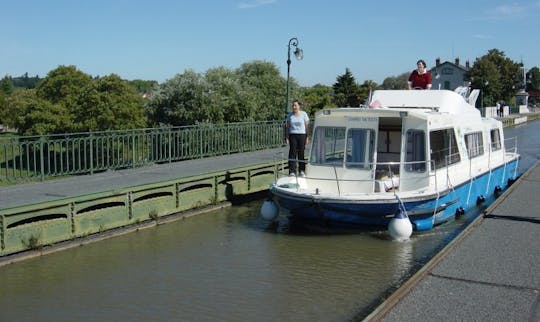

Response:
(267, 88), (520, 231)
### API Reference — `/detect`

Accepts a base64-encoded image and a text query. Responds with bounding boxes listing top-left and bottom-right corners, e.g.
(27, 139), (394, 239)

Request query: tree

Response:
(36, 65), (92, 108)
(467, 49), (521, 106)
(381, 72), (409, 90)
(236, 60), (288, 120)
(74, 74), (147, 131)
(0, 76), (14, 95)
(333, 68), (361, 107)
(7, 89), (71, 135)
(147, 60), (288, 125)
(527, 67), (540, 91)
(300, 84), (335, 116)
(128, 79), (159, 94)
(359, 80), (379, 104)
(205, 67), (243, 123)
(147, 70), (209, 126)
(12, 73), (42, 89)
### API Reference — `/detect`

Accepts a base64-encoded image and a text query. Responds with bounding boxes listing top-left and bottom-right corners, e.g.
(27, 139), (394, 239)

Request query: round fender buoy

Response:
(455, 206), (465, 217)
(388, 210), (413, 241)
(260, 199), (278, 221)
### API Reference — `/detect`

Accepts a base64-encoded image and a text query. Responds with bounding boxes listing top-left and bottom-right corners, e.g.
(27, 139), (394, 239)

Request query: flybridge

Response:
(369, 89), (481, 116)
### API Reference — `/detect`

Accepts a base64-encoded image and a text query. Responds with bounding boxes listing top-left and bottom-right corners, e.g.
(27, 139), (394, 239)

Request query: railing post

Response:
(199, 127), (203, 158)
(131, 131), (136, 168)
(89, 133), (94, 175)
(168, 126), (172, 163)
(39, 136), (45, 181)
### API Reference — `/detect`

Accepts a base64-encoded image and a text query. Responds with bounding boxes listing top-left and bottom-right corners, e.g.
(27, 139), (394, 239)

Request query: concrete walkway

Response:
(0, 147), (287, 210)
(368, 160), (540, 321)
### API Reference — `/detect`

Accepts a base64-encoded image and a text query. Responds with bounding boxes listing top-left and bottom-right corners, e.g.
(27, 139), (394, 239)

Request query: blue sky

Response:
(1, 0), (539, 86)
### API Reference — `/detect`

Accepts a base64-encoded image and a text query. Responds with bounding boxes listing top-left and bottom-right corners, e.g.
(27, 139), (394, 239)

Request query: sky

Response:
(1, 0), (540, 86)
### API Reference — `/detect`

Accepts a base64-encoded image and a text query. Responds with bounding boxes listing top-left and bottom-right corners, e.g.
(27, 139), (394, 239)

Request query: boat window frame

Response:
(429, 128), (461, 170)
(490, 128), (502, 151)
(345, 128), (376, 169)
(464, 131), (484, 159)
(405, 129), (427, 173)
(309, 126), (347, 167)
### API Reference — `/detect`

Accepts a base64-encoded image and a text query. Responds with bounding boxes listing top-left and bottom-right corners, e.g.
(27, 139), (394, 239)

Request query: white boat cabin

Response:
(305, 89), (510, 196)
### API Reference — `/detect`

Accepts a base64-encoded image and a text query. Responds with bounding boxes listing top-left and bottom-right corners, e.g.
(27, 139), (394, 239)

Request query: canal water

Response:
(0, 121), (538, 322)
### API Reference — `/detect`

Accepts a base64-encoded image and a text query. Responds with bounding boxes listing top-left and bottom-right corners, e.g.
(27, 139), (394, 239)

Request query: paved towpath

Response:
(0, 147), (287, 210)
(369, 160), (540, 321)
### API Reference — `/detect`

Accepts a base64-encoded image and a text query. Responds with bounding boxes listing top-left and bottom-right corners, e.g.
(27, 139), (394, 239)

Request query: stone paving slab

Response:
(382, 275), (538, 322)
(0, 147), (287, 210)
(431, 219), (540, 289)
(489, 178), (540, 220)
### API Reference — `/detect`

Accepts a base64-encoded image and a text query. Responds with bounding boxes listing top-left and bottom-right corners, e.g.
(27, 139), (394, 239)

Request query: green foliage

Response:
(128, 79), (158, 94)
(0, 76), (14, 95)
(467, 49), (521, 106)
(236, 60), (288, 120)
(11, 73), (42, 89)
(37, 65), (93, 107)
(3, 66), (148, 135)
(147, 69), (208, 126)
(74, 74), (147, 131)
(8, 89), (71, 135)
(381, 72), (409, 90)
(300, 84), (335, 116)
(333, 68), (361, 107)
(147, 61), (288, 125)
(527, 67), (540, 90)
(358, 80), (378, 104)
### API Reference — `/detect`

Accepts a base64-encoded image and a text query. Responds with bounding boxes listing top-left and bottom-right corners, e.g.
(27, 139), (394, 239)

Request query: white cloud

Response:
(238, 0), (276, 9)
(483, 2), (540, 19)
(491, 3), (526, 16)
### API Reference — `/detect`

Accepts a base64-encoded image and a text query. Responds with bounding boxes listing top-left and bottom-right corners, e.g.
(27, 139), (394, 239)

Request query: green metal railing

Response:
(0, 121), (285, 183)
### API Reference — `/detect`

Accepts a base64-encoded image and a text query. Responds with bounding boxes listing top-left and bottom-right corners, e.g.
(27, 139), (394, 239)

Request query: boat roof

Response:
(369, 89), (480, 116)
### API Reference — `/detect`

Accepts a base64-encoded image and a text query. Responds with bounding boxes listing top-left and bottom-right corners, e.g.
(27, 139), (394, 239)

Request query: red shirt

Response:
(408, 70), (432, 89)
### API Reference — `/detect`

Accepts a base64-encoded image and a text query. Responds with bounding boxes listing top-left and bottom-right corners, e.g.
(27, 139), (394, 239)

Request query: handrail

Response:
(1, 120), (286, 183)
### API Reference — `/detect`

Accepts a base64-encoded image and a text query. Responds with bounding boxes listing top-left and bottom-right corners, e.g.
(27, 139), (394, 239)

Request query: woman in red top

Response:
(408, 59), (432, 90)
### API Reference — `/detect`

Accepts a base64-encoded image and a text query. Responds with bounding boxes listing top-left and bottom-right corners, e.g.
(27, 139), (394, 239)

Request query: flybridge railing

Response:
(0, 121), (285, 183)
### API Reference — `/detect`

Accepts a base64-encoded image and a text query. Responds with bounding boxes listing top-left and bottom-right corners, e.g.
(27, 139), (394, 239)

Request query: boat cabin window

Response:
(464, 132), (484, 159)
(310, 127), (346, 166)
(346, 129), (375, 169)
(429, 128), (461, 169)
(405, 130), (426, 172)
(490, 129), (502, 151)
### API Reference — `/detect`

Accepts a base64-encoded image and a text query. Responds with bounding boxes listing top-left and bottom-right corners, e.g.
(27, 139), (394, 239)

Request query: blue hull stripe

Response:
(273, 158), (520, 231)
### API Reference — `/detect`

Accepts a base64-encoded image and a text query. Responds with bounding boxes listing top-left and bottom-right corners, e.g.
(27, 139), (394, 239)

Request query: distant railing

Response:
(0, 121), (285, 183)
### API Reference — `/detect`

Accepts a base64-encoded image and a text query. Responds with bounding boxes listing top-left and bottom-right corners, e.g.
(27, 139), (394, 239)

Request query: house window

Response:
(405, 130), (426, 172)
(465, 132), (484, 158)
(346, 129), (375, 169)
(429, 128), (461, 169)
(490, 129), (502, 151)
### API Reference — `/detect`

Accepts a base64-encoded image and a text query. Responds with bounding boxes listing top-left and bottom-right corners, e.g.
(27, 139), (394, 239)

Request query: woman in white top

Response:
(285, 100), (309, 176)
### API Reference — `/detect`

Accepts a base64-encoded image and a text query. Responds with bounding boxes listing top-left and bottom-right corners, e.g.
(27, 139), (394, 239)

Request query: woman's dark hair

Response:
(417, 59), (426, 68)
(292, 99), (301, 106)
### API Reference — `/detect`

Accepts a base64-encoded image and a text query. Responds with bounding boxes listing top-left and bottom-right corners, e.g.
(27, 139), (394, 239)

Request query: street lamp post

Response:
(285, 37), (303, 115)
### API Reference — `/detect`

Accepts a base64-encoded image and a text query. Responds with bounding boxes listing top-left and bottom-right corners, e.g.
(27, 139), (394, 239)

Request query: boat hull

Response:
(271, 158), (519, 231)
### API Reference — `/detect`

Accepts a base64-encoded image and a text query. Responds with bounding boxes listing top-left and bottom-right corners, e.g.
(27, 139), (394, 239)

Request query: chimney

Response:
(436, 57), (441, 66)
(465, 60), (470, 69)
(455, 57), (460, 66)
